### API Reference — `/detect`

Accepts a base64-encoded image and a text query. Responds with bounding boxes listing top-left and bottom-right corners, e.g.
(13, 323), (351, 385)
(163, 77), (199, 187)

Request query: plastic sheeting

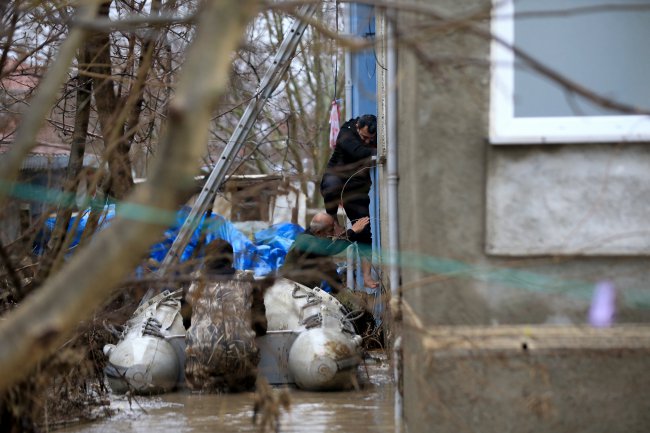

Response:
(41, 206), (304, 276)
(253, 222), (305, 276)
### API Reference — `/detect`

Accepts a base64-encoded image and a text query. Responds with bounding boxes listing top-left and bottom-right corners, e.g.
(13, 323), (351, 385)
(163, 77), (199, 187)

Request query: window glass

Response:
(514, 0), (650, 118)
(490, 0), (650, 143)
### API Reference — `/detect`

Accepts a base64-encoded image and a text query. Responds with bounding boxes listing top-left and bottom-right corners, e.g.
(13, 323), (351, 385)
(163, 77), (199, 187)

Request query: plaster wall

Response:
(391, 0), (650, 431)
(405, 326), (650, 433)
(487, 145), (650, 255)
(395, 0), (650, 329)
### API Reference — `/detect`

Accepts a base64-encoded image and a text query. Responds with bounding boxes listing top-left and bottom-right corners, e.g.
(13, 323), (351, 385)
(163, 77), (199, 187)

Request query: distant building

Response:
(211, 174), (309, 233)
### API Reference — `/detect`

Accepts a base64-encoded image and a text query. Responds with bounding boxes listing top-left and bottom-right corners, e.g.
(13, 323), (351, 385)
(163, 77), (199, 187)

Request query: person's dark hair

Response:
(357, 114), (377, 135)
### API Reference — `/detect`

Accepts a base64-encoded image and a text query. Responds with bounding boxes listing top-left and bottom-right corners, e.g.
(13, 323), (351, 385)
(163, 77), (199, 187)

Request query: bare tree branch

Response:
(0, 0), (259, 393)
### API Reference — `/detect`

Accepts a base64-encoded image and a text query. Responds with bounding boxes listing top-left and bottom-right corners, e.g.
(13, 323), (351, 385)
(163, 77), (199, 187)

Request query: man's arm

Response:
(338, 129), (374, 160)
(337, 216), (370, 243)
(289, 217), (370, 258)
(290, 233), (351, 257)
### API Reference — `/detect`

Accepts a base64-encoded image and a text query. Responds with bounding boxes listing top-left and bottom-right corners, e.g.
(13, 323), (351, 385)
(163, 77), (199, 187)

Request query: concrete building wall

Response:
(394, 0), (650, 328)
(386, 0), (650, 431)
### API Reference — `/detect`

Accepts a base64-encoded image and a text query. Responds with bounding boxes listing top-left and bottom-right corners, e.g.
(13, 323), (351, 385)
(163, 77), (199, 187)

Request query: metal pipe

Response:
(386, 8), (403, 433)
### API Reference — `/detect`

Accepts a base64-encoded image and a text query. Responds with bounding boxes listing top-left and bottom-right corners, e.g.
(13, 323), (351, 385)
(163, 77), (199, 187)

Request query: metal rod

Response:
(157, 4), (318, 276)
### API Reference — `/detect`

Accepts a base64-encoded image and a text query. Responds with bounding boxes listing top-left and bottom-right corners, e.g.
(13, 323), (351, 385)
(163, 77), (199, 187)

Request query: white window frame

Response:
(489, 0), (650, 144)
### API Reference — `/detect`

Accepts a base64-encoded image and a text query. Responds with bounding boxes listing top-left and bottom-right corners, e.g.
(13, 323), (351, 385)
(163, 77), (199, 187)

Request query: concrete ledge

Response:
(405, 325), (650, 433)
(423, 325), (650, 352)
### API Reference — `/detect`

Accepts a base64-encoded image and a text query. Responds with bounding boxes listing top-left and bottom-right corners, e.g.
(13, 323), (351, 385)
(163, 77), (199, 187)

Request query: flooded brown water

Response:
(58, 353), (394, 433)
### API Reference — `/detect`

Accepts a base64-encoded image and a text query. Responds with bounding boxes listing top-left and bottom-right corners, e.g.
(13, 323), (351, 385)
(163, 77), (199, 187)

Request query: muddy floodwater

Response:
(58, 353), (394, 433)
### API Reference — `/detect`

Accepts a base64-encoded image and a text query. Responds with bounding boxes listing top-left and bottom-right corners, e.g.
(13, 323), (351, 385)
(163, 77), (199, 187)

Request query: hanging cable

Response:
(334, 0), (339, 99)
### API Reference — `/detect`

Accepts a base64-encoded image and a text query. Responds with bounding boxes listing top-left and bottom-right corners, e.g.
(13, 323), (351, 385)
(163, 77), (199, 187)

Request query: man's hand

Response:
(351, 216), (370, 233)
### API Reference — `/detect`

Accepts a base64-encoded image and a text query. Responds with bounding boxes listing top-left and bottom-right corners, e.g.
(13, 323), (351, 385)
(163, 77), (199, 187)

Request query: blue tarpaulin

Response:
(253, 222), (305, 276)
(41, 206), (304, 276)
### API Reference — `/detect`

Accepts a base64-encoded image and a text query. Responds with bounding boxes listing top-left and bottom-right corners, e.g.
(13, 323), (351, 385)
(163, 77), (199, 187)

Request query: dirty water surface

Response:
(57, 354), (394, 433)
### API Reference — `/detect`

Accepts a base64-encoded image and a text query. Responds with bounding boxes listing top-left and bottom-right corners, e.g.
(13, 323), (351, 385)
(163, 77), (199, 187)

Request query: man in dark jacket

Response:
(281, 212), (370, 293)
(320, 114), (378, 288)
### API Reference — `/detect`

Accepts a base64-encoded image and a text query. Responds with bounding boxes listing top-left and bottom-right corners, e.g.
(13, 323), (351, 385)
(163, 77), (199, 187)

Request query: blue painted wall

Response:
(348, 3), (381, 297)
(348, 3), (377, 119)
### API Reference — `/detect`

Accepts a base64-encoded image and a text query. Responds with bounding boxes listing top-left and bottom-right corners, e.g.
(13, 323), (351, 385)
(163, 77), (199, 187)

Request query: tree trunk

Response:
(87, 1), (133, 200)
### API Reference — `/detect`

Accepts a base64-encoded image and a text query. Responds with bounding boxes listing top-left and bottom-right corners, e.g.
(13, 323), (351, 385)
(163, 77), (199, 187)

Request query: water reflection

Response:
(58, 354), (393, 433)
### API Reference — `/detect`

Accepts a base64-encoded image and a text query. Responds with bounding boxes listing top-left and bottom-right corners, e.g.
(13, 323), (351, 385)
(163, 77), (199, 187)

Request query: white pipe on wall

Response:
(386, 9), (403, 433)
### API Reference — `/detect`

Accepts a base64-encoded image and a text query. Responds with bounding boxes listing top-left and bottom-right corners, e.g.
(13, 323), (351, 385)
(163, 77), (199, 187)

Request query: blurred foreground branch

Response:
(0, 0), (260, 392)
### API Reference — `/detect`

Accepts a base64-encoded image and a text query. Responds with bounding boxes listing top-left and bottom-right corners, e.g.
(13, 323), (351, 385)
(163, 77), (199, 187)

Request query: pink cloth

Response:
(329, 100), (340, 150)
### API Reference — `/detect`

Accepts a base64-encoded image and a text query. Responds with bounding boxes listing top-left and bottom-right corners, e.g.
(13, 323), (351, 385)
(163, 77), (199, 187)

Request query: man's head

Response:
(356, 114), (377, 145)
(309, 212), (336, 237)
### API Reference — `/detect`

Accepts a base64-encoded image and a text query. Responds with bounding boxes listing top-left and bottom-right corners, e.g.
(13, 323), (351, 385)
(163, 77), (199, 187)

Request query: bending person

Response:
(282, 212), (370, 293)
